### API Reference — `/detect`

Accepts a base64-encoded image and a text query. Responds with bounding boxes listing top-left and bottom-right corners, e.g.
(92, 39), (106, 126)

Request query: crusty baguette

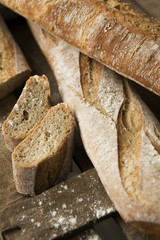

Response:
(12, 103), (75, 196)
(29, 22), (160, 239)
(2, 75), (52, 152)
(0, 15), (31, 99)
(0, 0), (160, 95)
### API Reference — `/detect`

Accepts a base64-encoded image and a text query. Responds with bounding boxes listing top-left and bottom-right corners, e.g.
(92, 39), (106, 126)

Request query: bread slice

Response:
(2, 75), (52, 152)
(0, 15), (31, 99)
(12, 103), (75, 196)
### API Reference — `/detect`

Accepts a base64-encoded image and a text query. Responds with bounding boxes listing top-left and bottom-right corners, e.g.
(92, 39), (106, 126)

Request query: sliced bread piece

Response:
(2, 75), (52, 152)
(0, 15), (31, 99)
(12, 103), (75, 196)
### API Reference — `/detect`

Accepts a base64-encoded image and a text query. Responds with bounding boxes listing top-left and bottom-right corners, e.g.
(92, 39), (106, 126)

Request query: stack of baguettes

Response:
(0, 0), (160, 238)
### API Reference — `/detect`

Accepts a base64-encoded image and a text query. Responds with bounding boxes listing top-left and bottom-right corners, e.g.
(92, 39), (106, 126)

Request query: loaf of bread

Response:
(2, 75), (52, 152)
(0, 0), (160, 95)
(0, 14), (31, 99)
(12, 103), (75, 196)
(29, 22), (160, 238)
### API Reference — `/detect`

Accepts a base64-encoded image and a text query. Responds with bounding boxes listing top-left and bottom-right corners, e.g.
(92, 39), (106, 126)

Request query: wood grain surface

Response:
(0, 169), (115, 240)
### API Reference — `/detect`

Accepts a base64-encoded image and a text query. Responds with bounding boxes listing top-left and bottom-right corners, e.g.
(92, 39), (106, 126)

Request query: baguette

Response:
(0, 14), (31, 99)
(2, 75), (52, 152)
(29, 22), (160, 239)
(12, 103), (75, 196)
(0, 0), (160, 95)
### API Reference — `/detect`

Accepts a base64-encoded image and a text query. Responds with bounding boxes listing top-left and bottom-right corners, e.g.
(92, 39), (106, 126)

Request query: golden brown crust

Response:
(0, 0), (160, 95)
(0, 15), (31, 99)
(79, 53), (103, 103)
(118, 79), (144, 200)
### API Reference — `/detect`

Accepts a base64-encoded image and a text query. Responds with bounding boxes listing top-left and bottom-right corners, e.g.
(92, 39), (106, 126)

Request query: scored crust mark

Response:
(129, 37), (148, 61)
(145, 125), (160, 154)
(79, 53), (103, 103)
(79, 53), (114, 120)
(118, 79), (144, 200)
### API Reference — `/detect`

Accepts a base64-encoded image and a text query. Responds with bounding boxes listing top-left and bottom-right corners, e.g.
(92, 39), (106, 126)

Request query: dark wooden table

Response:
(0, 0), (159, 239)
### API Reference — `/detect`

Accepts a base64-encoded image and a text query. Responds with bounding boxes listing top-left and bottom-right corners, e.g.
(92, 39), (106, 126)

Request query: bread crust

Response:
(12, 160), (37, 196)
(29, 22), (160, 238)
(58, 127), (74, 181)
(3, 134), (23, 152)
(0, 0), (160, 95)
(0, 15), (31, 99)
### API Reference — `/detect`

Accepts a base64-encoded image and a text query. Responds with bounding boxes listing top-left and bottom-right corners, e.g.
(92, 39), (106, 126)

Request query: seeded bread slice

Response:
(12, 103), (75, 196)
(2, 75), (52, 152)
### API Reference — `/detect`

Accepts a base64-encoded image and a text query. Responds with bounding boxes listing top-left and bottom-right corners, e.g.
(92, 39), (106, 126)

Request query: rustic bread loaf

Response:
(0, 0), (160, 95)
(0, 14), (31, 99)
(2, 75), (52, 152)
(29, 22), (160, 239)
(12, 103), (75, 196)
